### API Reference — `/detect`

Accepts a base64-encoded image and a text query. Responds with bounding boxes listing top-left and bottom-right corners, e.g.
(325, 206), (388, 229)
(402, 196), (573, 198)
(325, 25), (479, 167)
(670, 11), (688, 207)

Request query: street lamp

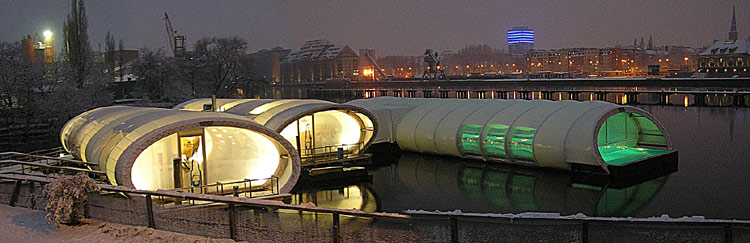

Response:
(43, 30), (52, 40)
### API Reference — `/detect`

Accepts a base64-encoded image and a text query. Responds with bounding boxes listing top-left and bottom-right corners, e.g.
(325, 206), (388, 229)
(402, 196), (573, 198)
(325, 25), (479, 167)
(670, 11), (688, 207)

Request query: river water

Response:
(291, 105), (750, 220)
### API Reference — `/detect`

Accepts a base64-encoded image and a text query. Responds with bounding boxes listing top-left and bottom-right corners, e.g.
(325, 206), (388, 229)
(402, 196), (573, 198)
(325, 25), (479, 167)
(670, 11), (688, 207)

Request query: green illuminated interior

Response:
(597, 112), (670, 166)
(458, 124), (483, 156)
(483, 124), (509, 158)
(509, 126), (536, 162)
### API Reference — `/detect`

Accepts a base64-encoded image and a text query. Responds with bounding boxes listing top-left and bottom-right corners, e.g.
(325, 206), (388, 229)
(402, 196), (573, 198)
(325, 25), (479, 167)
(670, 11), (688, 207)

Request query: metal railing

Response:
(0, 151), (105, 182)
(2, 168), (750, 242)
(172, 177), (279, 198)
(300, 142), (366, 165)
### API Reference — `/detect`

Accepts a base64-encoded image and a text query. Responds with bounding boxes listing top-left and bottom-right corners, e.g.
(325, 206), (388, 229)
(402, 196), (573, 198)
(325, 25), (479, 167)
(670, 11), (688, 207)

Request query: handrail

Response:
(0, 159), (107, 182)
(300, 142), (364, 163)
(0, 152), (98, 167)
(0, 172), (408, 220)
(172, 176), (279, 198)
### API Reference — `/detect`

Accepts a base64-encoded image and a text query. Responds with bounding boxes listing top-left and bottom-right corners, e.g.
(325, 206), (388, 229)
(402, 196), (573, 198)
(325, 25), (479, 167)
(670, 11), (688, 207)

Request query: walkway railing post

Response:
(145, 195), (155, 228)
(581, 221), (589, 243)
(724, 223), (732, 243)
(228, 203), (237, 241)
(450, 216), (458, 243)
(332, 212), (340, 243)
(9, 180), (22, 207)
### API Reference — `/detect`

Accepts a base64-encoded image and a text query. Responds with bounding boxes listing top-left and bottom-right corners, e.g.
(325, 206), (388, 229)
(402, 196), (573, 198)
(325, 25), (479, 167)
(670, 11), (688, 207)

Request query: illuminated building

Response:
(697, 6), (750, 77)
(21, 31), (55, 64)
(507, 26), (534, 56)
(348, 97), (673, 173)
(60, 106), (301, 192)
(280, 39), (359, 83)
(61, 96), (674, 191)
(174, 99), (377, 159)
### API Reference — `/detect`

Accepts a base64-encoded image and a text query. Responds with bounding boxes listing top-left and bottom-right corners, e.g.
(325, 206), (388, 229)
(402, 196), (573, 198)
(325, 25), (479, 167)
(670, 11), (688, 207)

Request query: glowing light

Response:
(43, 30), (52, 40)
(684, 96), (689, 107)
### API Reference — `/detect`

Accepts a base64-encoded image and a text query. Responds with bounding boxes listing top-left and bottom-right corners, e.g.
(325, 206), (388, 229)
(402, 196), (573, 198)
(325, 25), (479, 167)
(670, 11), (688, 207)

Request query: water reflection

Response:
(291, 184), (378, 212)
(291, 153), (676, 217)
(370, 153), (675, 217)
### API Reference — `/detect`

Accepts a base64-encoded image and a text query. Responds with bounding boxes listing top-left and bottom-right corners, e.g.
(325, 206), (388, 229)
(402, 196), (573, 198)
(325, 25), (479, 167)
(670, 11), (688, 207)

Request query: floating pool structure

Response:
(60, 106), (300, 192)
(174, 99), (377, 159)
(347, 97), (674, 173)
(60, 96), (673, 191)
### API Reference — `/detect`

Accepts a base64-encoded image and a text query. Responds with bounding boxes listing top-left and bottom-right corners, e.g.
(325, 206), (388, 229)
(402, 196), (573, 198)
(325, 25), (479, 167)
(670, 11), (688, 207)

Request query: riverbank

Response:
(0, 204), (237, 242)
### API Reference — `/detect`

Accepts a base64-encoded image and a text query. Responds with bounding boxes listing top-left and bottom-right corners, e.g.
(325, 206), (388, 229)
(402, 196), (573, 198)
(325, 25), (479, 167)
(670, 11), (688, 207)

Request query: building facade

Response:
(280, 40), (359, 83)
(244, 47), (291, 83)
(697, 7), (750, 77)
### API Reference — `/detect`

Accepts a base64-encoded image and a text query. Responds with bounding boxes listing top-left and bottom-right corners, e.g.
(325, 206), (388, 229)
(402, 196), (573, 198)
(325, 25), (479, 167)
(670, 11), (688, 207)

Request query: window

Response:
(458, 124), (483, 156)
(482, 124), (509, 158)
(509, 126), (536, 162)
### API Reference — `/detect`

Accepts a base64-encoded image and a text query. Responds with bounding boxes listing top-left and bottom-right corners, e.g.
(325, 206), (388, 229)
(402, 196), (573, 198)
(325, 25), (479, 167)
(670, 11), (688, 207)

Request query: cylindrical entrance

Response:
(596, 111), (671, 166)
(130, 126), (287, 191)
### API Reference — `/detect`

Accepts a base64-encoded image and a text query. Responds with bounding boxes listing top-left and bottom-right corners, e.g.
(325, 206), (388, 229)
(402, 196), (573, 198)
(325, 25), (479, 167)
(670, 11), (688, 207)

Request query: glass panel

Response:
(131, 134), (179, 190)
(458, 124), (483, 156)
(483, 124), (509, 159)
(313, 110), (362, 154)
(204, 126), (280, 185)
(509, 126), (536, 162)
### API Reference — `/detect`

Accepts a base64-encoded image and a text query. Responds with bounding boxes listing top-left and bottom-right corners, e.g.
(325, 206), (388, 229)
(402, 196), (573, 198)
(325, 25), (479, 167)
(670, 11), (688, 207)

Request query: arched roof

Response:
(61, 106), (301, 192)
(174, 99), (379, 151)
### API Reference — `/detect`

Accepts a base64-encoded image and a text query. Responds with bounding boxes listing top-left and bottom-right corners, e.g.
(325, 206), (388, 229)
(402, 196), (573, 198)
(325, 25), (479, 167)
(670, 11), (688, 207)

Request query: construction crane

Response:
(163, 12), (186, 56)
(422, 49), (448, 81)
(363, 50), (389, 81)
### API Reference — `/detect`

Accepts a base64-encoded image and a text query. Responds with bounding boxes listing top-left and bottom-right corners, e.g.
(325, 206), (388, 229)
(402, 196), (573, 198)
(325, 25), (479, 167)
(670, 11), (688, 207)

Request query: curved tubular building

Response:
(346, 97), (673, 173)
(60, 106), (301, 192)
(174, 99), (377, 158)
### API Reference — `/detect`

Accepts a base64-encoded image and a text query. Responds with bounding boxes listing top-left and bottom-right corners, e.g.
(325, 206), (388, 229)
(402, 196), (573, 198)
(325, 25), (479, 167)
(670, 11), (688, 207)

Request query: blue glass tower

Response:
(507, 26), (535, 55)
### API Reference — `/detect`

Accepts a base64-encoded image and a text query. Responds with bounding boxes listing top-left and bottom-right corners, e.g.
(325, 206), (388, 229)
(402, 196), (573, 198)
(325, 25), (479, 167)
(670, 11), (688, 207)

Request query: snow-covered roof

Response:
(700, 39), (750, 56)
(282, 39), (350, 62)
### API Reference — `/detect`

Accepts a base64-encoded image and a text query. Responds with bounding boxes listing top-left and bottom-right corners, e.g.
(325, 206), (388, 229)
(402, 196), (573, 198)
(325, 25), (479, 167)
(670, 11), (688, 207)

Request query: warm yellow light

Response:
(684, 57), (689, 61)
(43, 30), (52, 40)
(362, 69), (374, 76)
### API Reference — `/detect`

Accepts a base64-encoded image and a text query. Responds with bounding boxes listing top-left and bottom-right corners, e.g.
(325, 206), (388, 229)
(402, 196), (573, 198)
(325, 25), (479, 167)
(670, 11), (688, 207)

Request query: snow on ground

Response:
(403, 209), (750, 224)
(0, 204), (239, 243)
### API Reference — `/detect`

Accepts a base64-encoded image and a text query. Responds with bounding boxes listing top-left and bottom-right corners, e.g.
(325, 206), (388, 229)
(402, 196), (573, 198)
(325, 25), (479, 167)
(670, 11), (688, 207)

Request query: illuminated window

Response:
(509, 126), (536, 162)
(482, 124), (509, 158)
(458, 124), (483, 156)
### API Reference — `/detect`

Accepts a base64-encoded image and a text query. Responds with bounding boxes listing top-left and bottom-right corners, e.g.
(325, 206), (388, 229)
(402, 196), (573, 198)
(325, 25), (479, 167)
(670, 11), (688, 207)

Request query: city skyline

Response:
(1, 0), (748, 56)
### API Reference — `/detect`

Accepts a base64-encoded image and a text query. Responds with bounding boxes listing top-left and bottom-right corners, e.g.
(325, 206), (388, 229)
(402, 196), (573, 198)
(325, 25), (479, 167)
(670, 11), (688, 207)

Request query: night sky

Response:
(1, 0), (748, 56)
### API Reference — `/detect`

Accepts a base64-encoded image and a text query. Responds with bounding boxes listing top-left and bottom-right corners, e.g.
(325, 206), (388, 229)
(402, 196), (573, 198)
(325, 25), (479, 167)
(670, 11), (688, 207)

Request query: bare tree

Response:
(104, 31), (115, 76)
(63, 0), (91, 88)
(132, 48), (187, 102)
(191, 37), (247, 97)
